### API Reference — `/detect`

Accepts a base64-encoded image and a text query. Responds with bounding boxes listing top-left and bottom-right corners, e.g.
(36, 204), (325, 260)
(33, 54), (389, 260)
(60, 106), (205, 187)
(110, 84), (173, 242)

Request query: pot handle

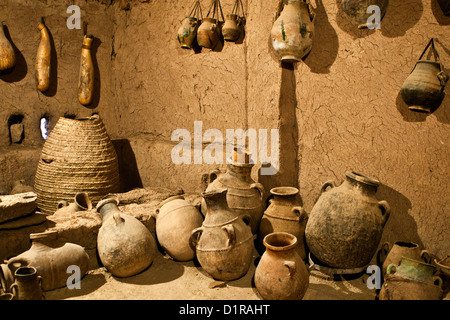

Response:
(284, 261), (296, 277)
(113, 212), (125, 225)
(38, 275), (45, 300)
(57, 200), (69, 209)
(222, 224), (236, 247)
(292, 206), (308, 222)
(420, 250), (432, 264)
(319, 181), (335, 195)
(189, 227), (204, 249)
(437, 71), (449, 87)
(378, 201), (390, 226)
(10, 283), (18, 298)
(386, 263), (397, 275)
(433, 276), (443, 290)
(208, 169), (221, 184)
(378, 242), (391, 265)
(250, 182), (264, 200)
(241, 214), (252, 227)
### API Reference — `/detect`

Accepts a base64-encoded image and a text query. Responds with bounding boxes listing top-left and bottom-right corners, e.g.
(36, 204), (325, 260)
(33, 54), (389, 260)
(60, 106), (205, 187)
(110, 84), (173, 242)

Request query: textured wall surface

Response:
(0, 0), (448, 258)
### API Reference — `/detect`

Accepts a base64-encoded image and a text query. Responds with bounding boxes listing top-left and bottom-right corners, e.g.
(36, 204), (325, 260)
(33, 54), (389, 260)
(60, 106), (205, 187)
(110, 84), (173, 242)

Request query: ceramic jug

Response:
(258, 187), (308, 259)
(254, 232), (309, 300)
(35, 18), (51, 92)
(53, 192), (92, 216)
(0, 23), (16, 70)
(340, 0), (389, 29)
(96, 198), (157, 277)
(10, 266), (44, 300)
(379, 241), (431, 275)
(190, 189), (254, 281)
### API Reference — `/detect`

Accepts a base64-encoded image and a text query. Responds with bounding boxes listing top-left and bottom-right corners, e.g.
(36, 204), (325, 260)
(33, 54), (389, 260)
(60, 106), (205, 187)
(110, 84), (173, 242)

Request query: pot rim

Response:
(345, 171), (380, 187)
(263, 232), (297, 251)
(96, 197), (119, 212)
(393, 241), (419, 248)
(158, 195), (186, 208)
(14, 266), (37, 277)
(270, 186), (299, 196)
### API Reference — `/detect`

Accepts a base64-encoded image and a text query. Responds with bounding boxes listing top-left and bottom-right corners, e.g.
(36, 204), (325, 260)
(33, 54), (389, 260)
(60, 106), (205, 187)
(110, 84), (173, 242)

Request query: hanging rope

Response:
(206, 0), (225, 22)
(188, 0), (203, 20)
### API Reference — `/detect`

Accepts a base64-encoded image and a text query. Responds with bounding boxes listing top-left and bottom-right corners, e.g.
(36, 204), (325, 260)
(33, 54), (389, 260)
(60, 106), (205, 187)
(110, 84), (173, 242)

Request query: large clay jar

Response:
(438, 0), (450, 16)
(196, 17), (220, 49)
(401, 38), (448, 113)
(0, 23), (16, 70)
(201, 162), (264, 235)
(258, 187), (308, 259)
(154, 195), (203, 261)
(271, 0), (315, 63)
(379, 241), (431, 275)
(96, 198), (156, 277)
(305, 171), (390, 270)
(254, 232), (309, 300)
(10, 266), (44, 300)
(53, 192), (92, 216)
(340, 0), (389, 29)
(0, 230), (89, 292)
(190, 189), (254, 281)
(379, 257), (444, 300)
(34, 114), (120, 214)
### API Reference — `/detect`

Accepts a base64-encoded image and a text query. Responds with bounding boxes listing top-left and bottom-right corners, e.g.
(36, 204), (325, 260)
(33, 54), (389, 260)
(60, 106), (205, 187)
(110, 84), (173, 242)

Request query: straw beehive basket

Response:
(34, 115), (120, 214)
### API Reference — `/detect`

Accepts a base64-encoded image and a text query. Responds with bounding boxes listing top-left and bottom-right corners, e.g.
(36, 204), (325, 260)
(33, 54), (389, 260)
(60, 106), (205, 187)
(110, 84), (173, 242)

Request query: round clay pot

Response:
(254, 232), (309, 300)
(222, 14), (240, 42)
(379, 241), (431, 275)
(340, 0), (389, 29)
(196, 17), (220, 49)
(154, 195), (203, 261)
(10, 266), (44, 300)
(177, 17), (200, 49)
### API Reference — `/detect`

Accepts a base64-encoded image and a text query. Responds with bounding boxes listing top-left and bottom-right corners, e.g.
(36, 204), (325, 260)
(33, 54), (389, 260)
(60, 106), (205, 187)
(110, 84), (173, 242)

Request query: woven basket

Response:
(34, 115), (120, 214)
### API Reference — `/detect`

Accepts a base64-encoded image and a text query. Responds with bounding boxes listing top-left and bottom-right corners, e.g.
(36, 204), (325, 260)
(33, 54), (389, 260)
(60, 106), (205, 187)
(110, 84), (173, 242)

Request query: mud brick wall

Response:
(0, 0), (448, 259)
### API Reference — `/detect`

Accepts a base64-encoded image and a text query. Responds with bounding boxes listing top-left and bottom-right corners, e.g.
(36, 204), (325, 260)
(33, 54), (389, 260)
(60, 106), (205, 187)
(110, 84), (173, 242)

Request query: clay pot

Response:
(0, 23), (16, 70)
(379, 241), (431, 275)
(35, 19), (51, 92)
(196, 17), (220, 49)
(254, 232), (309, 300)
(434, 255), (450, 294)
(305, 171), (390, 269)
(401, 38), (448, 113)
(258, 187), (308, 259)
(190, 189), (254, 281)
(177, 17), (200, 49)
(153, 195), (203, 261)
(10, 267), (44, 300)
(96, 198), (156, 277)
(53, 192), (92, 216)
(379, 257), (443, 300)
(222, 14), (241, 42)
(0, 230), (89, 292)
(201, 161), (264, 235)
(78, 35), (94, 106)
(271, 0), (315, 63)
(438, 0), (450, 16)
(340, 0), (389, 29)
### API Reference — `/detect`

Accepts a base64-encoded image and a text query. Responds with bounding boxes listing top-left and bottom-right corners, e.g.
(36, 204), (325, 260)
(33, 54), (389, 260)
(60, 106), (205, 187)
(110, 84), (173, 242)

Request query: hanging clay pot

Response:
(438, 0), (450, 16)
(78, 34), (94, 106)
(401, 38), (448, 113)
(197, 0), (224, 49)
(0, 230), (89, 292)
(0, 23), (16, 70)
(96, 198), (157, 277)
(254, 232), (309, 300)
(36, 18), (51, 92)
(10, 267), (44, 300)
(222, 0), (246, 42)
(177, 0), (202, 49)
(340, 0), (389, 29)
(53, 192), (92, 216)
(271, 0), (315, 63)
(305, 171), (390, 270)
(190, 189), (254, 281)
(378, 241), (431, 275)
(258, 187), (308, 259)
(153, 195), (203, 261)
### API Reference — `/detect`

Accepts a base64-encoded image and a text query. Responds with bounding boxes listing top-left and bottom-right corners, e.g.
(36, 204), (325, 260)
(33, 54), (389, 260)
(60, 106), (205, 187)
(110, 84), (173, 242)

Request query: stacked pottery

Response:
(340, 0), (389, 29)
(0, 231), (89, 292)
(271, 0), (315, 63)
(10, 267), (44, 300)
(153, 195), (203, 261)
(379, 241), (431, 275)
(379, 257), (444, 300)
(96, 198), (157, 277)
(190, 189), (254, 281)
(258, 187), (308, 259)
(305, 171), (390, 271)
(254, 232), (309, 300)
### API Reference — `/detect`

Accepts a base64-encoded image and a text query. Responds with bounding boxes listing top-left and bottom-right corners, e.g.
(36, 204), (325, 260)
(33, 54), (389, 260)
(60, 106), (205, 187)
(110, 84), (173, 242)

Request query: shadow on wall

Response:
(0, 25), (27, 82)
(431, 0), (450, 25)
(112, 139), (143, 192)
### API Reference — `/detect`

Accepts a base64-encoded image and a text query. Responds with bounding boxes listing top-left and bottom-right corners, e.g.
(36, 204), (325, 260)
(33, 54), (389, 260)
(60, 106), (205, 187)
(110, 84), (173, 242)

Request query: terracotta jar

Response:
(10, 266), (44, 300)
(96, 198), (156, 277)
(379, 241), (431, 275)
(53, 192), (92, 216)
(271, 0), (315, 63)
(201, 161), (264, 235)
(401, 38), (448, 113)
(0, 23), (16, 70)
(305, 171), (390, 269)
(258, 187), (308, 259)
(153, 195), (203, 261)
(438, 0), (450, 16)
(0, 230), (89, 292)
(340, 0), (389, 29)
(380, 257), (443, 300)
(190, 189), (254, 281)
(254, 232), (309, 300)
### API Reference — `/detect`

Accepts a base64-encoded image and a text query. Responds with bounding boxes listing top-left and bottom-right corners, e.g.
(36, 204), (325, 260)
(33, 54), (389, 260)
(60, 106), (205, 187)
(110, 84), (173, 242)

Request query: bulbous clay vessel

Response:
(53, 192), (92, 216)
(222, 14), (241, 42)
(258, 187), (308, 259)
(177, 17), (200, 49)
(0, 23), (16, 70)
(254, 232), (309, 300)
(96, 198), (156, 277)
(196, 17), (220, 49)
(190, 189), (254, 281)
(78, 35), (94, 106)
(0, 230), (89, 292)
(271, 0), (315, 63)
(10, 266), (44, 300)
(341, 0), (389, 29)
(154, 195), (203, 261)
(35, 19), (51, 92)
(201, 160), (264, 235)
(379, 241), (431, 275)
(305, 171), (390, 269)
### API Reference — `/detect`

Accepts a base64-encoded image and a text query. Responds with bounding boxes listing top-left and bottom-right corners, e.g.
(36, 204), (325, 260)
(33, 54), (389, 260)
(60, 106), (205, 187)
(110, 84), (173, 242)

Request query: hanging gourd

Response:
(197, 0), (224, 49)
(0, 23), (16, 71)
(78, 23), (94, 106)
(400, 38), (449, 113)
(271, 0), (315, 64)
(340, 0), (389, 29)
(222, 0), (246, 42)
(36, 18), (51, 92)
(177, 0), (203, 49)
